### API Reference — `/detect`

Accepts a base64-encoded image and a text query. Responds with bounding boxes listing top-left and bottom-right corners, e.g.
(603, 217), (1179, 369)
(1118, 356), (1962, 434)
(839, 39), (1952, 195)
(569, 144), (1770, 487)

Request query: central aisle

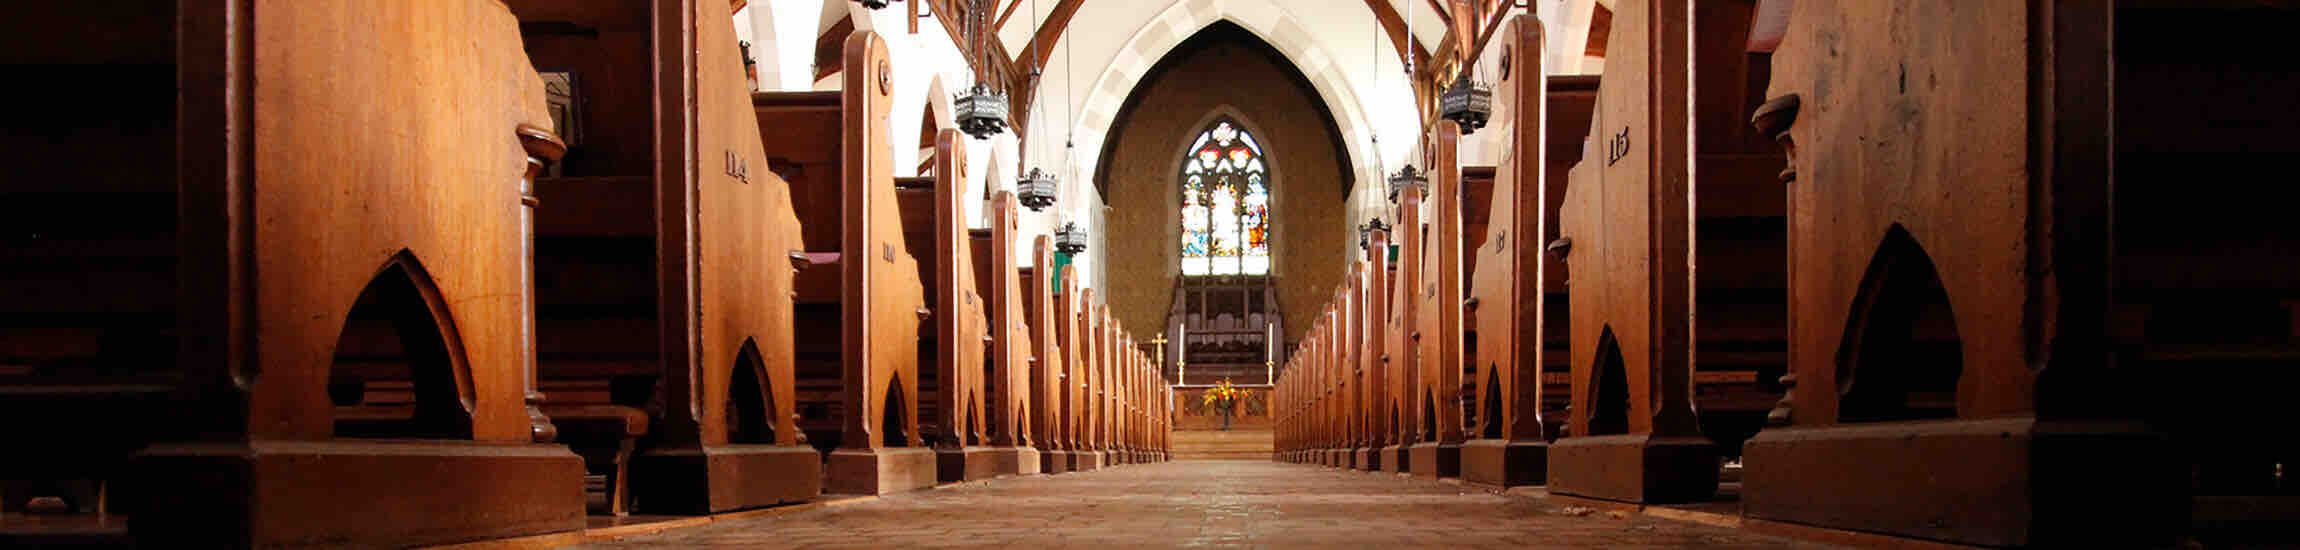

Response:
(570, 461), (1836, 549)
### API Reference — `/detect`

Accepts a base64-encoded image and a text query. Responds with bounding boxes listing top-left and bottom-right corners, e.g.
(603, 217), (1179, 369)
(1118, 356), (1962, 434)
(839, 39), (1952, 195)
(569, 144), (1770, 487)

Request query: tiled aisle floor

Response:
(571, 460), (1839, 549)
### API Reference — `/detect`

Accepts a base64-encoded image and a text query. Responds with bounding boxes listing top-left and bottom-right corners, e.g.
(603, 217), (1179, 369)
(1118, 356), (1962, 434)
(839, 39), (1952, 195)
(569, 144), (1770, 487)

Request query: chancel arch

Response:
(1097, 21), (1352, 381)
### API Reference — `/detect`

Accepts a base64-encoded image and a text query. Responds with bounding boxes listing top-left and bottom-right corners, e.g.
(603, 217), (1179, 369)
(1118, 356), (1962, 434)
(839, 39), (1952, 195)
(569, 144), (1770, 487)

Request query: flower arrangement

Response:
(1201, 379), (1247, 430)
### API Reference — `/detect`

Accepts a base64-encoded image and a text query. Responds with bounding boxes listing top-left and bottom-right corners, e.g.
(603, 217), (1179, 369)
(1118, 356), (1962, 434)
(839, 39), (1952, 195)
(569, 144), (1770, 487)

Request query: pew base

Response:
(1741, 417), (2180, 548)
(1331, 448), (1351, 468)
(934, 446), (999, 483)
(1354, 447), (1381, 471)
(131, 439), (585, 549)
(1072, 450), (1105, 471)
(1041, 450), (1072, 474)
(986, 446), (1040, 477)
(1379, 445), (1412, 473)
(1409, 442), (1463, 479)
(629, 443), (822, 514)
(825, 447), (937, 495)
(1549, 433), (1719, 504)
(1460, 439), (1548, 488)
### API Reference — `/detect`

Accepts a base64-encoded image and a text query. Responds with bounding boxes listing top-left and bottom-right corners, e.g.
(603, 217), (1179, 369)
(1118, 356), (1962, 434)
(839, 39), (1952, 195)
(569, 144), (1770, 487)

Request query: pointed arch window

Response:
(1180, 119), (1270, 276)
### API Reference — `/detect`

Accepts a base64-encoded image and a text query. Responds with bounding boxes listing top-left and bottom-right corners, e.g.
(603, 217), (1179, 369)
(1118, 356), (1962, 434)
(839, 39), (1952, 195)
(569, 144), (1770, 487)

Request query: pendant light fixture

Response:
(954, 0), (1009, 139)
(1014, 0), (1058, 211)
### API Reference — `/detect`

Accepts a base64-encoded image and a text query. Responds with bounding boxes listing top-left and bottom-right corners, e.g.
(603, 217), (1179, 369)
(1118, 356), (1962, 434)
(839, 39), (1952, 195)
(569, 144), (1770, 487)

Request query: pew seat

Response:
(333, 376), (652, 516)
(0, 375), (173, 515)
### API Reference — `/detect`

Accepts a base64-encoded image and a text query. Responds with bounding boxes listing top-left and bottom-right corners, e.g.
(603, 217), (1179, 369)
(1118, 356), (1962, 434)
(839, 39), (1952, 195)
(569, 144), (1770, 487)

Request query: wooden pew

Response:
(1335, 296), (1349, 468)
(1087, 303), (1112, 468)
(1407, 122), (1470, 479)
(1741, 2), (2299, 546)
(1538, 75), (1598, 441)
(762, 31), (934, 496)
(1460, 15), (1554, 488)
(907, 129), (993, 484)
(979, 191), (1041, 476)
(102, 1), (591, 546)
(507, 0), (820, 515)
(1321, 305), (1337, 466)
(0, 2), (180, 523)
(1357, 226), (1396, 471)
(1059, 271), (1096, 471)
(1549, 0), (1722, 505)
(1025, 238), (1073, 473)
(1380, 167), (1426, 474)
(1681, 0), (1790, 460)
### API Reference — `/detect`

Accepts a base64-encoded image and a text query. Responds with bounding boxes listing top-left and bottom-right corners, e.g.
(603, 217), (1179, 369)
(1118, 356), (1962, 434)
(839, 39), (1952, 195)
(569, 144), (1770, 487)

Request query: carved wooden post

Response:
(517, 125), (564, 445)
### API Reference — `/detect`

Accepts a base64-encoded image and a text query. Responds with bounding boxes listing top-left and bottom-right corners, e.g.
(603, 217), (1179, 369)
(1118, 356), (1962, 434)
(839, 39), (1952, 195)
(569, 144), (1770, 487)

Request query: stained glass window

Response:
(1180, 120), (1270, 276)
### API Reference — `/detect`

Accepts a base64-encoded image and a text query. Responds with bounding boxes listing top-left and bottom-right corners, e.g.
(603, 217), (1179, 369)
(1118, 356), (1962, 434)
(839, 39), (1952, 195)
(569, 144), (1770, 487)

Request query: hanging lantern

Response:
(860, 0), (890, 9)
(1356, 218), (1392, 249)
(1386, 164), (1428, 203)
(1017, 167), (1058, 211)
(954, 83), (1009, 139)
(1440, 77), (1494, 134)
(1054, 222), (1088, 254)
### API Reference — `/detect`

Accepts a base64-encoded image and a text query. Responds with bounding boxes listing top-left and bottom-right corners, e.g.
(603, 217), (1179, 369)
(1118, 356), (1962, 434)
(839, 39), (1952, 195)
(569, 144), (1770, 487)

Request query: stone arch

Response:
(1074, 5), (1388, 197)
(1835, 224), (1963, 423)
(328, 249), (475, 439)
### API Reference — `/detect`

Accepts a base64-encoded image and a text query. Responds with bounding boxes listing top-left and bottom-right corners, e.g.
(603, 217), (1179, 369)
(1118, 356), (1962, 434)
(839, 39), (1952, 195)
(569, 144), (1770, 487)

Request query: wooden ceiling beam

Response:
(1005, 0), (1084, 145)
(1457, 0), (1517, 79)
(811, 16), (857, 81)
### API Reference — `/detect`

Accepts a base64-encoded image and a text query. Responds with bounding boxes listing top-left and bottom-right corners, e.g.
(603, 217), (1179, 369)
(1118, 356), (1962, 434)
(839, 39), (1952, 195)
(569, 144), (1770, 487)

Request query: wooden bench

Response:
(763, 30), (935, 496)
(1460, 15), (1554, 488)
(1743, 2), (2300, 546)
(509, 0), (819, 515)
(0, 2), (179, 520)
(121, 1), (589, 546)
(899, 130), (992, 483)
(977, 192), (1043, 475)
(1022, 240), (1076, 473)
(1549, 0), (1721, 505)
